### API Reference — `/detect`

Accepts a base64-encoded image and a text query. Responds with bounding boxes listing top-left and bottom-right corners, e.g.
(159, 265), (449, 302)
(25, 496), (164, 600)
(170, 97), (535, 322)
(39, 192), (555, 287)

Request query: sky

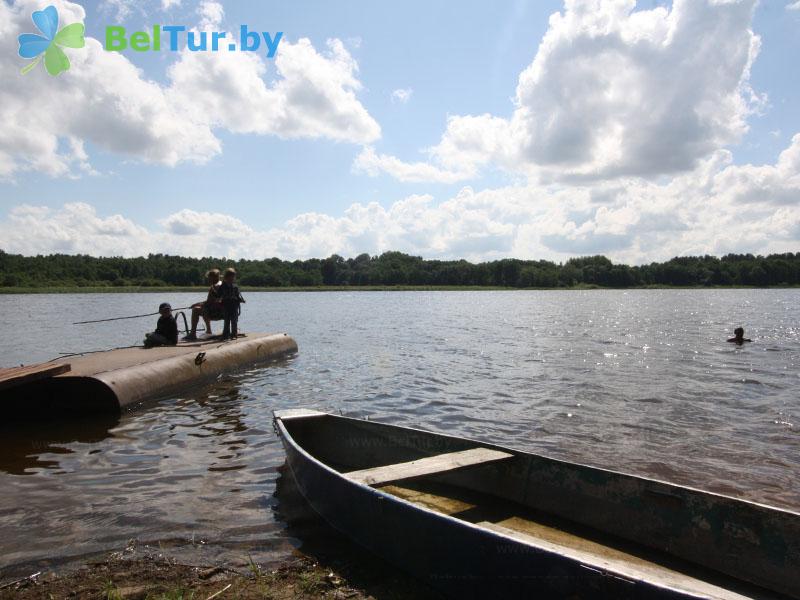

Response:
(1, 0), (799, 264)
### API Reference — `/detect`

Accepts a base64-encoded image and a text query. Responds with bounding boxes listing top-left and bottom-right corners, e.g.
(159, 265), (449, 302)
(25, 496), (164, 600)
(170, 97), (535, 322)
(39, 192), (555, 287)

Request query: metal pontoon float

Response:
(4, 333), (297, 417)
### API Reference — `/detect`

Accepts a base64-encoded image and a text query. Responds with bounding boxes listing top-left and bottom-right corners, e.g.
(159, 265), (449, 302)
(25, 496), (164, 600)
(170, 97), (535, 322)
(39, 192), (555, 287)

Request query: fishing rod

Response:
(72, 306), (194, 325)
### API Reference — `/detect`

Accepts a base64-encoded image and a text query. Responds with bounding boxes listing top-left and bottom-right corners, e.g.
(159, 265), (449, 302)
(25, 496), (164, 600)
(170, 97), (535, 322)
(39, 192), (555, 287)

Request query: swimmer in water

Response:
(727, 327), (752, 344)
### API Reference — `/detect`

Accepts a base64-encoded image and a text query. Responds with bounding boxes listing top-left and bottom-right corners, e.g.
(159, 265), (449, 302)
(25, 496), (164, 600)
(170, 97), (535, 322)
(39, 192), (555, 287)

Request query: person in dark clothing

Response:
(144, 302), (179, 348)
(727, 327), (752, 344)
(219, 268), (245, 340)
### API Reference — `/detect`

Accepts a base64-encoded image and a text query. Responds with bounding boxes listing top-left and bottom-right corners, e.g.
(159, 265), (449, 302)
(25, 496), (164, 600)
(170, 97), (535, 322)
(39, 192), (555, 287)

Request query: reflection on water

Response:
(0, 370), (297, 578)
(0, 290), (798, 579)
(0, 416), (119, 475)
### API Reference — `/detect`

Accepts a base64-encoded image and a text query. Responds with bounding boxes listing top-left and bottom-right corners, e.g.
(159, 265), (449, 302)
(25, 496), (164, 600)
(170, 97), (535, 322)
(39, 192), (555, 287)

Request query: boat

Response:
(273, 409), (799, 599)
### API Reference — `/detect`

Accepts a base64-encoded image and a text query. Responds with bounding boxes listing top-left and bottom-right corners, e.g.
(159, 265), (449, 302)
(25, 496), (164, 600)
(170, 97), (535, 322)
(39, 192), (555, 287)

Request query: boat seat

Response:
(345, 447), (513, 486)
(477, 521), (754, 600)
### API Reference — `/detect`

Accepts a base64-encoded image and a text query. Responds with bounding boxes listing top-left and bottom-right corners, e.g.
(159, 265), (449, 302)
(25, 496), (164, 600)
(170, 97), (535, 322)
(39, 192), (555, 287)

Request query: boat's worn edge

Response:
(284, 410), (800, 518)
(273, 408), (326, 420)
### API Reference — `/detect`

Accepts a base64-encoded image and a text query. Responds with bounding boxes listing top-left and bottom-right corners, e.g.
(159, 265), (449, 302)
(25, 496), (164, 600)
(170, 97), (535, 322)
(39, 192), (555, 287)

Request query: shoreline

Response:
(2, 284), (798, 294)
(0, 548), (441, 600)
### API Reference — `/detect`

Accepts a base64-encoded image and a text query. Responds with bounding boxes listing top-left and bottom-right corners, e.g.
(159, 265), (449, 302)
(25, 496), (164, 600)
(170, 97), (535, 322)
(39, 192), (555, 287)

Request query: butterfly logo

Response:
(18, 5), (85, 76)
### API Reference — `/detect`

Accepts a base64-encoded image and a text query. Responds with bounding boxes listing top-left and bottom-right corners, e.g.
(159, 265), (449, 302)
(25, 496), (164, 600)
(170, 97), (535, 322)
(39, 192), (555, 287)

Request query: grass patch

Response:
(0, 552), (443, 600)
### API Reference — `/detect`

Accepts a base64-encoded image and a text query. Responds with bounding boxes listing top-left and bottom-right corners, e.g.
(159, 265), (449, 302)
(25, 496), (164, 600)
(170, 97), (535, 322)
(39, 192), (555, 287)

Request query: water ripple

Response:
(1, 289), (799, 578)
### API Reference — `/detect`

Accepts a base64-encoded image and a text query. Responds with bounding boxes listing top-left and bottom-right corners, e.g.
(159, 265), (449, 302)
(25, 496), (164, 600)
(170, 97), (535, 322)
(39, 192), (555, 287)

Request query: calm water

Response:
(1, 290), (798, 578)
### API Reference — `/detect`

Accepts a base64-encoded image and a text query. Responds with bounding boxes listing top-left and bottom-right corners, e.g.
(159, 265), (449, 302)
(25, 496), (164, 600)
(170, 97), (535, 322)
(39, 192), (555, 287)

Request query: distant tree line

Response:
(0, 250), (798, 289)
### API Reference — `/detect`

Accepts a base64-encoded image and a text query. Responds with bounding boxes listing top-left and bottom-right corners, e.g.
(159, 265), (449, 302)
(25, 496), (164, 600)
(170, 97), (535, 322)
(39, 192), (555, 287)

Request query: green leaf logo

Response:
(18, 5), (85, 76)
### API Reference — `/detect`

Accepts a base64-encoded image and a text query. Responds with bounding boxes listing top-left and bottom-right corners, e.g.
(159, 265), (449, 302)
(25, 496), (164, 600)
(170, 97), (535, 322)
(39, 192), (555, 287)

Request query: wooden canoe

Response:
(273, 409), (799, 599)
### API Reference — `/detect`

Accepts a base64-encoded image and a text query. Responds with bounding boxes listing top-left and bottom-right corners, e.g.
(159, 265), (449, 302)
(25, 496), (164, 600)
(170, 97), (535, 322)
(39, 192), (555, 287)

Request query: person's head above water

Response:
(728, 327), (751, 344)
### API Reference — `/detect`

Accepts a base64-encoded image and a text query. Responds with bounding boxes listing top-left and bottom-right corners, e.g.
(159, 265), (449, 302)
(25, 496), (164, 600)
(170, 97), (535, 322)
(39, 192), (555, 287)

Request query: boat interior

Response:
(281, 412), (798, 600)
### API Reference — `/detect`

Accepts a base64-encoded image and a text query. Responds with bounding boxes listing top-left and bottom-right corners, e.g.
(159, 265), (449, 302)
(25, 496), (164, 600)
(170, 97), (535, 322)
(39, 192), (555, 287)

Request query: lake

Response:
(1, 290), (798, 578)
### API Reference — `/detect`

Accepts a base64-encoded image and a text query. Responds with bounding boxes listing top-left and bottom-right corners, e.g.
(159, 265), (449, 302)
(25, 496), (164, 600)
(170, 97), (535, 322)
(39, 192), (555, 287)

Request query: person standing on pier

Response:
(219, 268), (245, 340)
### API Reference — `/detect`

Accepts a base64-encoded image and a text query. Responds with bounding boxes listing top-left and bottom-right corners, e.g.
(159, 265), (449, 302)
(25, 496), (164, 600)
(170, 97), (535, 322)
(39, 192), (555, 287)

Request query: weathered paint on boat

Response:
(273, 409), (798, 599)
(4, 333), (297, 417)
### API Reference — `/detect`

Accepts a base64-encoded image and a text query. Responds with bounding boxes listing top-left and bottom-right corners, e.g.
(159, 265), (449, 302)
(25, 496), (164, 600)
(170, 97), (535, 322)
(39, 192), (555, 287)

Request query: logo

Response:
(18, 5), (85, 76)
(104, 25), (282, 58)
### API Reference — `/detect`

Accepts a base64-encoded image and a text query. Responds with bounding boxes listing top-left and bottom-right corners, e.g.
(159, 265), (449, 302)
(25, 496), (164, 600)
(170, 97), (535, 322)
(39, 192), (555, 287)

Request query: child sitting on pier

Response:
(219, 268), (245, 340)
(144, 302), (179, 348)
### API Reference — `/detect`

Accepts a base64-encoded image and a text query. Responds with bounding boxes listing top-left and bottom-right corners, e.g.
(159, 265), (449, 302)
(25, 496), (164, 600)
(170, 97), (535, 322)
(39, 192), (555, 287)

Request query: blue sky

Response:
(1, 0), (798, 263)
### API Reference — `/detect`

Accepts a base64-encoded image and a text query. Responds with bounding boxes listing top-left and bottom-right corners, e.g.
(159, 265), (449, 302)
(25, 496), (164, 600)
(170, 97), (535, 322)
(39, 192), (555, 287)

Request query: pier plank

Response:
(0, 363), (71, 391)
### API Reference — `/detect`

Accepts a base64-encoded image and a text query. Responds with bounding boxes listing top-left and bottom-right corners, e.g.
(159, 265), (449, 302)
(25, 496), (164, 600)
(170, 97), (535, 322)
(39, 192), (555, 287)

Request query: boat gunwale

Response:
(274, 410), (799, 518)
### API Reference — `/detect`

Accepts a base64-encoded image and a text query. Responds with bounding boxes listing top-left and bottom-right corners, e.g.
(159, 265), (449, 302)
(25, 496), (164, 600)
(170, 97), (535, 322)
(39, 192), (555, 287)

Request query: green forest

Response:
(1, 250), (798, 289)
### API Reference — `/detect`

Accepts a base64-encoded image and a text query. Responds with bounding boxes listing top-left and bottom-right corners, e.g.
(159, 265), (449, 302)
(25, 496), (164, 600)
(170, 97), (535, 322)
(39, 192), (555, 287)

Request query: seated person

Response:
(727, 327), (752, 344)
(144, 303), (178, 348)
(185, 269), (223, 340)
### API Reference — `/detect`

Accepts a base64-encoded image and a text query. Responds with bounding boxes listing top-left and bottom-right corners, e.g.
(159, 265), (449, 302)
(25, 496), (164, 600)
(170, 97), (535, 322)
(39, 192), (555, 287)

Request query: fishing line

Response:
(72, 306), (195, 325)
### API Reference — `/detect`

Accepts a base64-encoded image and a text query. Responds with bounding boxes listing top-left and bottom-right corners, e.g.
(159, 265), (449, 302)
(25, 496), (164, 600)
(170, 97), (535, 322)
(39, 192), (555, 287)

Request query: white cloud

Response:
(167, 37), (380, 143)
(712, 133), (800, 206)
(391, 88), (413, 104)
(353, 147), (472, 184)
(196, 0), (223, 29)
(427, 114), (513, 177)
(99, 0), (132, 20)
(364, 0), (765, 184)
(3, 136), (798, 263)
(1, 0), (380, 179)
(2, 203), (152, 256)
(787, 1), (800, 10)
(353, 114), (511, 184)
(162, 0), (182, 9)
